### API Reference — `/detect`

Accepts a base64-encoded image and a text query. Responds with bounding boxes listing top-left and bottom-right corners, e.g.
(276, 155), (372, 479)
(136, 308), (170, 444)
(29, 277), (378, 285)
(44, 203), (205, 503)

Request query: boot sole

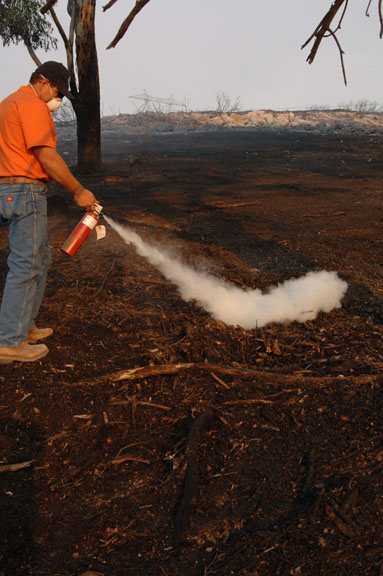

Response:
(0, 349), (49, 363)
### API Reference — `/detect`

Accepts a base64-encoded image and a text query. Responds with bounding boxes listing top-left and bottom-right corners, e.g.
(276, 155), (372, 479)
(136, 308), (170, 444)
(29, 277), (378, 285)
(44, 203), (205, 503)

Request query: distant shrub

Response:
(337, 100), (383, 113)
(214, 91), (242, 114)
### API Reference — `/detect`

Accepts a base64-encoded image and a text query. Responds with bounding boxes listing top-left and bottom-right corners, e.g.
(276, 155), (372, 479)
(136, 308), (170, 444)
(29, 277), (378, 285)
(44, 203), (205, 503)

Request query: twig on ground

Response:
(110, 398), (171, 410)
(210, 371), (230, 389)
(303, 211), (346, 218)
(208, 200), (260, 209)
(110, 456), (150, 465)
(0, 460), (34, 473)
(93, 258), (115, 297)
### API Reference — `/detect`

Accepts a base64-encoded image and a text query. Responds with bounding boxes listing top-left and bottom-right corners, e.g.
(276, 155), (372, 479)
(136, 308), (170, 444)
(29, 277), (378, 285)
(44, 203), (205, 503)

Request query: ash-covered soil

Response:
(1, 119), (383, 576)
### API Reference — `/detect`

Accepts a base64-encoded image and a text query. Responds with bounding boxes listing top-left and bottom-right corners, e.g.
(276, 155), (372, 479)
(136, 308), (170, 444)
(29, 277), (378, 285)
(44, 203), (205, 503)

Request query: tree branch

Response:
(25, 40), (42, 66)
(49, 6), (70, 51)
(103, 0), (119, 11)
(40, 3), (76, 95)
(40, 0), (58, 16)
(302, 0), (348, 65)
(328, 28), (347, 85)
(106, 0), (152, 50)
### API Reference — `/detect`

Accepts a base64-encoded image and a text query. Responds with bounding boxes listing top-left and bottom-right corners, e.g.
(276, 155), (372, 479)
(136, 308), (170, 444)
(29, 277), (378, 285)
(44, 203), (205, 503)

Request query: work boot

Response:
(27, 327), (53, 343)
(0, 341), (49, 364)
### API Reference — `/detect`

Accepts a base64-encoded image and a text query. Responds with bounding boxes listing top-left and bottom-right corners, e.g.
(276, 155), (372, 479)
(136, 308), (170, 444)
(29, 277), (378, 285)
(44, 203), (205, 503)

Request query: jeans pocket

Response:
(0, 190), (27, 221)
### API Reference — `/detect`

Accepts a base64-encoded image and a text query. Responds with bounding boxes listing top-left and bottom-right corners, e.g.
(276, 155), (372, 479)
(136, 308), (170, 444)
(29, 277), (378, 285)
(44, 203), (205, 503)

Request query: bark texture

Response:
(73, 0), (101, 172)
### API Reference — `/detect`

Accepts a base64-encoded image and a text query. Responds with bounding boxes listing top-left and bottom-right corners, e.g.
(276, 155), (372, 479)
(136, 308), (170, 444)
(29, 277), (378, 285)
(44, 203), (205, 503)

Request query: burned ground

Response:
(1, 123), (383, 575)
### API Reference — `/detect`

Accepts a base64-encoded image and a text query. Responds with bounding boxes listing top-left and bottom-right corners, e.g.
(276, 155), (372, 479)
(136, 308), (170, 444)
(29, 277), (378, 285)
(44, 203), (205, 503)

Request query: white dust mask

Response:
(29, 81), (63, 112)
(46, 84), (62, 112)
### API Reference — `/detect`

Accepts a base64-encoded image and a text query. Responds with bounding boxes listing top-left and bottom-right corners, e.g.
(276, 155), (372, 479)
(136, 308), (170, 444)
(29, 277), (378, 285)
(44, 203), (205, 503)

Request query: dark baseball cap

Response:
(35, 61), (74, 100)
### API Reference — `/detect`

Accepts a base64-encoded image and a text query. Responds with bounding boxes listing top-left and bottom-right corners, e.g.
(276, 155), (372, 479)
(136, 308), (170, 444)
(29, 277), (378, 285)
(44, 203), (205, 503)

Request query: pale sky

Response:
(0, 0), (382, 115)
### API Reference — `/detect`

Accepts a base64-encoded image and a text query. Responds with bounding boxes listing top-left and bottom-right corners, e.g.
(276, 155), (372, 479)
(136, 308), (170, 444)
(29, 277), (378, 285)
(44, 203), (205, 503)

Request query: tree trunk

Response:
(73, 0), (101, 172)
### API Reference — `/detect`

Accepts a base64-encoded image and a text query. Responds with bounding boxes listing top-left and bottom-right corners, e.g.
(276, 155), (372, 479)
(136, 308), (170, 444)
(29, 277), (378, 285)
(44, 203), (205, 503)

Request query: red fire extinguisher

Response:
(61, 203), (103, 257)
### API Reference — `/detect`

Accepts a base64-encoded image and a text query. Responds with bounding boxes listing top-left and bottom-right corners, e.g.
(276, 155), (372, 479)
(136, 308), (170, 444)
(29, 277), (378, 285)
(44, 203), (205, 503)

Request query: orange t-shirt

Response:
(0, 85), (56, 180)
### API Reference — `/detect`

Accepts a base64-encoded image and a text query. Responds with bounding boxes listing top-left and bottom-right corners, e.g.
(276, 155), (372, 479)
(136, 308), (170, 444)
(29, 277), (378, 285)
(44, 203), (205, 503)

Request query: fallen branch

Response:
(110, 398), (171, 410)
(0, 460), (34, 473)
(75, 362), (379, 388)
(207, 200), (260, 209)
(110, 456), (150, 465)
(78, 363), (195, 385)
(303, 211), (346, 218)
(223, 398), (274, 406)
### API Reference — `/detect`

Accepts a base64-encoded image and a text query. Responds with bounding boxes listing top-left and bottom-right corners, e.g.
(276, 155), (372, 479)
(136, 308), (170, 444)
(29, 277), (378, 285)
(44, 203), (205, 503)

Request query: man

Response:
(0, 61), (97, 364)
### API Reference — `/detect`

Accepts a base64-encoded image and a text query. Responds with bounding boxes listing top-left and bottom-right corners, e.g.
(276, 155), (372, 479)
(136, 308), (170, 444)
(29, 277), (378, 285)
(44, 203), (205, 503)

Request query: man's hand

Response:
(74, 188), (97, 212)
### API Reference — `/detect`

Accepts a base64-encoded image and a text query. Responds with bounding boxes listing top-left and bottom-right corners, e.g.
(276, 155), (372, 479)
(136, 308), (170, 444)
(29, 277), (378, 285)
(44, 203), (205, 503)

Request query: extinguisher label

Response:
(82, 214), (97, 229)
(95, 225), (106, 240)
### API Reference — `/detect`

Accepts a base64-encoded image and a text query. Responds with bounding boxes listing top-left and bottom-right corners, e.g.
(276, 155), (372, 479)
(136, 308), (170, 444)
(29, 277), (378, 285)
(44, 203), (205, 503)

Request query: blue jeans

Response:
(0, 184), (51, 347)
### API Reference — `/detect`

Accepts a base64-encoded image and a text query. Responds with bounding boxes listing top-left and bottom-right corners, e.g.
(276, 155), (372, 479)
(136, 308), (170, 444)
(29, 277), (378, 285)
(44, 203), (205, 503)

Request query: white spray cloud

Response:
(104, 216), (348, 329)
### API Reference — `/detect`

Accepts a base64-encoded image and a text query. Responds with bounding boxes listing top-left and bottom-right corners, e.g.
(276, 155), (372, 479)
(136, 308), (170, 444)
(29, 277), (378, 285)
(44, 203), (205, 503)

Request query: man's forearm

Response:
(32, 145), (97, 211)
(33, 146), (83, 195)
